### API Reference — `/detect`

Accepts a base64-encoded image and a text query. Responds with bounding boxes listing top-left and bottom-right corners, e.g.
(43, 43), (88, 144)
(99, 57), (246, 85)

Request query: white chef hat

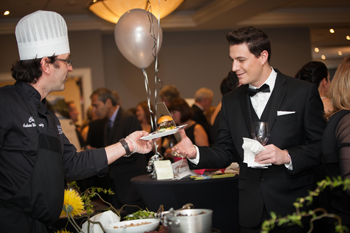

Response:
(15, 10), (70, 60)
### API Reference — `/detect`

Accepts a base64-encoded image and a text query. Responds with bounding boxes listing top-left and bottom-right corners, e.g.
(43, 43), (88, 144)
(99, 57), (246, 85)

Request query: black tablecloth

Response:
(131, 174), (240, 233)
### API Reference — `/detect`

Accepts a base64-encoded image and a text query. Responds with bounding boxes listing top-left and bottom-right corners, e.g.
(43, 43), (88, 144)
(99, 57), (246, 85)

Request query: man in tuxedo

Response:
(173, 26), (326, 232)
(90, 87), (146, 215)
(191, 88), (213, 142)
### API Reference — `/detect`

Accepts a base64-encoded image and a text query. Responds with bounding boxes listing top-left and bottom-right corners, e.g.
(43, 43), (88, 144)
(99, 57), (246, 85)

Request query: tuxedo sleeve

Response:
(286, 85), (326, 175)
(189, 98), (238, 170)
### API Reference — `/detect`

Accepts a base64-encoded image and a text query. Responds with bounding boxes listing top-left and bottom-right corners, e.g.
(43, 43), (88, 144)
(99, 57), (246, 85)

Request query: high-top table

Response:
(131, 174), (240, 233)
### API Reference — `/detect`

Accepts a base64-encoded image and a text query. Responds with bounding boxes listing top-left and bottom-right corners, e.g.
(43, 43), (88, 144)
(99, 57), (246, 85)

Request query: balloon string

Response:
(142, 69), (155, 132)
(153, 0), (161, 125)
(144, 0), (164, 160)
(145, 0), (163, 129)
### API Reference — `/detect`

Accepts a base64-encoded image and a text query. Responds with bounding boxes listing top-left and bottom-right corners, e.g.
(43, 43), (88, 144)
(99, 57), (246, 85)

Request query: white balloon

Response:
(114, 9), (163, 69)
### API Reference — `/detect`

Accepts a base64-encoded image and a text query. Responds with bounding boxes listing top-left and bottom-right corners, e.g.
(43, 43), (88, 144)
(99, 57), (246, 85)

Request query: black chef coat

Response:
(0, 81), (109, 231)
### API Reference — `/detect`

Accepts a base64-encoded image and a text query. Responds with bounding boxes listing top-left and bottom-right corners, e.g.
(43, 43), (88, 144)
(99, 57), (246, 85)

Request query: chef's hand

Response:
(126, 131), (153, 154)
(172, 129), (197, 159)
(254, 144), (290, 165)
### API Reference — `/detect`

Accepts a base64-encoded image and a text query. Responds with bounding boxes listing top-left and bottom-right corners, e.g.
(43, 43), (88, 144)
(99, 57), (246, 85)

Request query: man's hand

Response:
(172, 129), (197, 159)
(126, 131), (153, 154)
(254, 144), (290, 165)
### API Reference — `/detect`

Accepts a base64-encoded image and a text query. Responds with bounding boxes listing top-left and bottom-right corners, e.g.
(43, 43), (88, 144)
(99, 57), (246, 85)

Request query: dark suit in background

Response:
(190, 71), (326, 228)
(76, 118), (108, 194)
(105, 108), (146, 215)
(191, 104), (211, 143)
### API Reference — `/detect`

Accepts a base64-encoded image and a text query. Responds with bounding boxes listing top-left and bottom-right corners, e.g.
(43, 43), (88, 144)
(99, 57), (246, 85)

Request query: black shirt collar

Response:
(14, 81), (45, 104)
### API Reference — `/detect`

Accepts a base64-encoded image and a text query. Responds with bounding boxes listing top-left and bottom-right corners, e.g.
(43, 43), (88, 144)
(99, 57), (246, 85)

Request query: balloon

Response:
(114, 9), (163, 69)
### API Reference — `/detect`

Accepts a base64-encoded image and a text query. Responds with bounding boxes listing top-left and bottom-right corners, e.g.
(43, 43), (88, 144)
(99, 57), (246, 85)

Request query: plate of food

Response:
(140, 115), (186, 140)
(104, 219), (159, 233)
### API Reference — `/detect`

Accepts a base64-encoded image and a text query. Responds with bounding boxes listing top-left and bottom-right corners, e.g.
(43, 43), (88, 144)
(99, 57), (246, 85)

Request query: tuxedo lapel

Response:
(265, 73), (287, 132)
(238, 85), (254, 136)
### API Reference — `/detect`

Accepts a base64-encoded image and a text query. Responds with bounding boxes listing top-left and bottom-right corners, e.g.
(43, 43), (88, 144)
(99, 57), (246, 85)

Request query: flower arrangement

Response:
(58, 189), (85, 233)
(261, 176), (350, 233)
(61, 189), (85, 217)
(55, 229), (73, 233)
(58, 181), (115, 233)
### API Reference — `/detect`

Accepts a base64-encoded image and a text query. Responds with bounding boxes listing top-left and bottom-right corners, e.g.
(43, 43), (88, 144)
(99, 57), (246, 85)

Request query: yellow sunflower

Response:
(55, 229), (73, 233)
(60, 189), (84, 217)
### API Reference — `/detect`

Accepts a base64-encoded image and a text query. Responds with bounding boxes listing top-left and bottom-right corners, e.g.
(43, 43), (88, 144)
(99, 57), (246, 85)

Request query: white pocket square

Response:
(277, 111), (295, 116)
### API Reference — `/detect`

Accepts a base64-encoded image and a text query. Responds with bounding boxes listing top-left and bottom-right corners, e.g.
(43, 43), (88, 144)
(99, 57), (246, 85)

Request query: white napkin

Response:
(242, 138), (271, 168)
(82, 210), (120, 233)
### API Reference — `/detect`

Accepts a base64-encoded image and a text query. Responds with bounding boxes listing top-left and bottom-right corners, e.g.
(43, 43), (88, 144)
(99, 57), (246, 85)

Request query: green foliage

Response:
(262, 176), (349, 233)
(124, 209), (156, 220)
(67, 181), (116, 216)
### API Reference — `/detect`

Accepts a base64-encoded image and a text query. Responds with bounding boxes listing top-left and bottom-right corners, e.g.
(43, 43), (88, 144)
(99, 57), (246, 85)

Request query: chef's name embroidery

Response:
(23, 116), (44, 128)
(57, 125), (63, 134)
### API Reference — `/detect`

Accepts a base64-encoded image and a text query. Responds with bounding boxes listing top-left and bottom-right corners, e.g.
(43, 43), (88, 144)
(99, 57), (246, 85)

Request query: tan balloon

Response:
(114, 9), (163, 69)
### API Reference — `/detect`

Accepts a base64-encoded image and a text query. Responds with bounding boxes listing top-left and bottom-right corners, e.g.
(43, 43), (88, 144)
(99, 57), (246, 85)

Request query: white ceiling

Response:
(1, 0), (350, 67)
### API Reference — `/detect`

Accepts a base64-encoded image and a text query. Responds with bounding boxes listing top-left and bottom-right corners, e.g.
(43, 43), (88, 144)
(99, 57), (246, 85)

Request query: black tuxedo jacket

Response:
(191, 71), (326, 227)
(104, 107), (146, 209)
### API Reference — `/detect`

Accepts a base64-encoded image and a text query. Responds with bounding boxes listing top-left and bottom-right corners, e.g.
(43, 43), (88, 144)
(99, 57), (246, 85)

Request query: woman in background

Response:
(163, 98), (209, 160)
(322, 55), (350, 231)
(295, 61), (332, 113)
(135, 101), (154, 133)
(135, 101), (160, 161)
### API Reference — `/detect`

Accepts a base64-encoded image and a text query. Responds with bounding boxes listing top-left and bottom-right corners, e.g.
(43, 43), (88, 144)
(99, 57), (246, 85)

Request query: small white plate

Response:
(104, 218), (159, 233)
(140, 124), (187, 140)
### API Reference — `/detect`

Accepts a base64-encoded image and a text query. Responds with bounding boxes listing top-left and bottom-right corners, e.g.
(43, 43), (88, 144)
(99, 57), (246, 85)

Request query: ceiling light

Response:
(347, 36), (350, 40)
(3, 11), (10, 16)
(314, 47), (319, 52)
(321, 55), (326, 60)
(338, 51), (342, 56)
(329, 29), (335, 33)
(89, 0), (184, 24)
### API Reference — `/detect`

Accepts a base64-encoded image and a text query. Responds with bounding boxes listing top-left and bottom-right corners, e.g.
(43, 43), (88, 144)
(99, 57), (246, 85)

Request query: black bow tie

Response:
(247, 84), (270, 97)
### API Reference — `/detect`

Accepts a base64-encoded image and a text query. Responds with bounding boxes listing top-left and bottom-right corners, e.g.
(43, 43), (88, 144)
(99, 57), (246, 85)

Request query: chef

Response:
(0, 10), (152, 232)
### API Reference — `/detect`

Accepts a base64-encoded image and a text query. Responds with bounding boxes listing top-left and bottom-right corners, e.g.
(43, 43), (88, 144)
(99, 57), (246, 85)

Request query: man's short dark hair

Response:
(90, 87), (120, 106)
(226, 26), (271, 62)
(295, 61), (328, 87)
(220, 71), (239, 96)
(11, 56), (58, 84)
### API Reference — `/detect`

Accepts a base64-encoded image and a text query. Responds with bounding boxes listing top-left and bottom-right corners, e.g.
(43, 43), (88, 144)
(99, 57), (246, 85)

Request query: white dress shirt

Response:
(249, 68), (276, 118)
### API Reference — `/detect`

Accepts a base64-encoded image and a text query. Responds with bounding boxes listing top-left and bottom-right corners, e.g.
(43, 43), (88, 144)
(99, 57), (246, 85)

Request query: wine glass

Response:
(251, 122), (270, 145)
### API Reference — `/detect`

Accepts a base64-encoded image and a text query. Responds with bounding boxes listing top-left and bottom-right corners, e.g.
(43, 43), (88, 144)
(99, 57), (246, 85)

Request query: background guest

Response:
(135, 101), (154, 133)
(159, 85), (180, 107)
(323, 55), (350, 232)
(163, 98), (209, 160)
(210, 71), (240, 144)
(80, 105), (99, 143)
(66, 101), (85, 149)
(135, 101), (161, 162)
(295, 61), (333, 231)
(191, 88), (213, 143)
(90, 87), (146, 216)
(295, 61), (332, 113)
